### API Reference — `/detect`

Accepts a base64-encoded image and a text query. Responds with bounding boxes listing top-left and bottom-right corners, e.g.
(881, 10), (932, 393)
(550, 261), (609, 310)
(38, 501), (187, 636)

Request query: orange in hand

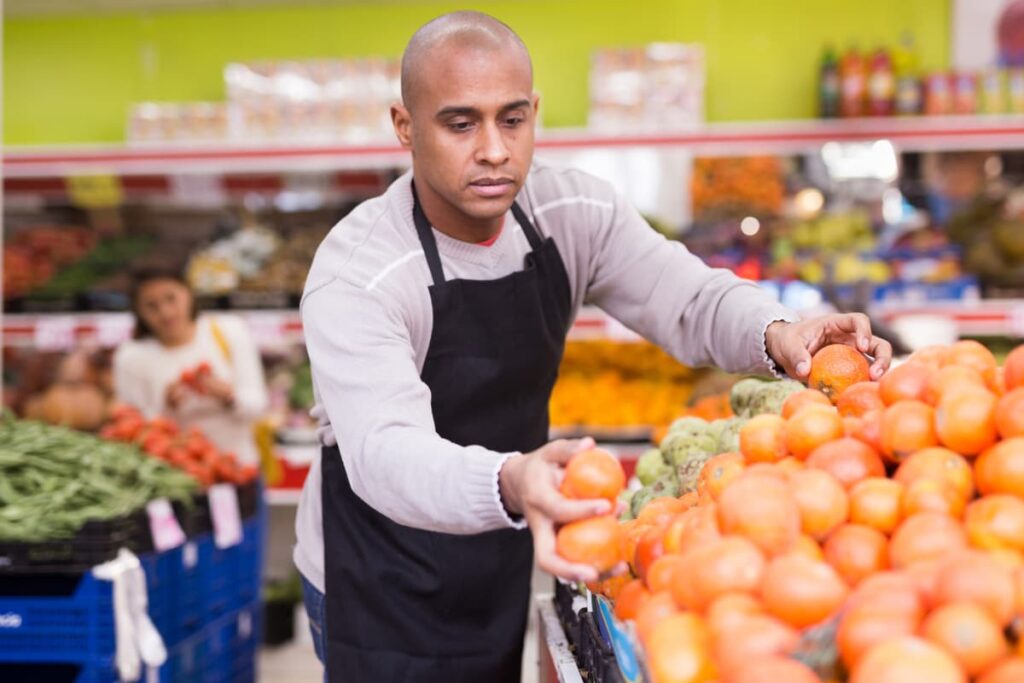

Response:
(559, 447), (625, 503)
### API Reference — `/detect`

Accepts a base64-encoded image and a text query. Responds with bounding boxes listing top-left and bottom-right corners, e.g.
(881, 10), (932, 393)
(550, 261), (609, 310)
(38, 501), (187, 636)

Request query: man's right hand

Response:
(499, 437), (619, 583)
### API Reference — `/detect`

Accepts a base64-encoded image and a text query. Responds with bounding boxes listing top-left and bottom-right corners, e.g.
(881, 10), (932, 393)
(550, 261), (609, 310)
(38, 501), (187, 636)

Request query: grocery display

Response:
(554, 340), (1024, 683)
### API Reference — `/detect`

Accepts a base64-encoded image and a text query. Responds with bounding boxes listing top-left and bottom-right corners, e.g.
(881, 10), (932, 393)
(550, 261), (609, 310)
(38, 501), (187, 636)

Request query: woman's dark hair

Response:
(129, 266), (198, 339)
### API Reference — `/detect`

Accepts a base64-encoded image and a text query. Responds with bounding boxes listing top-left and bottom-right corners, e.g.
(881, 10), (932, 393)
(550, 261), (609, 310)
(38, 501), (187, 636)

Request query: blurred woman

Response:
(113, 267), (269, 464)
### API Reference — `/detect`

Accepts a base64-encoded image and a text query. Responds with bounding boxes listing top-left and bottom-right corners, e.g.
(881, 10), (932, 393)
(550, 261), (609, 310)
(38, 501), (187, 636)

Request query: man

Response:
(294, 11), (892, 682)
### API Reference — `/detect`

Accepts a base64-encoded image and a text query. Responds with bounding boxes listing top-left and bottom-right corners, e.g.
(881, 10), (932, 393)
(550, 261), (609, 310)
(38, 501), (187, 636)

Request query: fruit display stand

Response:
(547, 340), (1024, 683)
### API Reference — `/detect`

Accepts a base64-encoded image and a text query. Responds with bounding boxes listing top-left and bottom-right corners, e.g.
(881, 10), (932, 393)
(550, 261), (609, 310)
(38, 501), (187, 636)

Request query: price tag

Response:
(146, 498), (186, 552)
(209, 484), (243, 549)
(33, 316), (77, 352)
(170, 173), (226, 208)
(182, 542), (198, 569)
(66, 174), (123, 209)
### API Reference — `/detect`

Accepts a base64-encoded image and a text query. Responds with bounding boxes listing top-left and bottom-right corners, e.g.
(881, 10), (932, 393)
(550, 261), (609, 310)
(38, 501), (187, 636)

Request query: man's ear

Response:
(391, 103), (413, 150)
(532, 93), (541, 121)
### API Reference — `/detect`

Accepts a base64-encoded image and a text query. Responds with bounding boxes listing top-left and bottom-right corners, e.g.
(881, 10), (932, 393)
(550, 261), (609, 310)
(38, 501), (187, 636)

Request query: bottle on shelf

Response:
(819, 44), (841, 118)
(867, 46), (895, 116)
(892, 32), (922, 116)
(979, 67), (1007, 115)
(840, 45), (867, 118)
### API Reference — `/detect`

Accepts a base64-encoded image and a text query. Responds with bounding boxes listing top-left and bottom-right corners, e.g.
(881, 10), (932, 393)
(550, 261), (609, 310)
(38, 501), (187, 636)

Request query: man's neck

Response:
(415, 180), (504, 244)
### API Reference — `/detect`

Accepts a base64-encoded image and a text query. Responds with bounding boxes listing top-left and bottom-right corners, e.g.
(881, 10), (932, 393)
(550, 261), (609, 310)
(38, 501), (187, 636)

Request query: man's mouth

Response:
(468, 177), (514, 198)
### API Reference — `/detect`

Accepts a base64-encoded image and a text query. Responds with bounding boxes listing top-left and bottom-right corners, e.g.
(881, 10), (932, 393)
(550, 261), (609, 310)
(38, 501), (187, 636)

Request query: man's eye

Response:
(448, 121), (473, 132)
(504, 116), (524, 127)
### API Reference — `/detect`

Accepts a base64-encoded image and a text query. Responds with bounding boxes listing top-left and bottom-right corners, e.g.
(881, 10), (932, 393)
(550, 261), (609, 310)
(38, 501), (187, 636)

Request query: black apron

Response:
(321, 183), (572, 682)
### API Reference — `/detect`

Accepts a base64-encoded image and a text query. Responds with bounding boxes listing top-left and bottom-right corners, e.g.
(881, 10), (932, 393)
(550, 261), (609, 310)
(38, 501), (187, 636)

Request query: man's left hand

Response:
(765, 313), (893, 382)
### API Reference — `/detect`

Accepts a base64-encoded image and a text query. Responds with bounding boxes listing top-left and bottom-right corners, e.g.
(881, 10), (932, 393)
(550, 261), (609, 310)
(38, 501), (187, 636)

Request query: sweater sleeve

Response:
(583, 185), (799, 376)
(301, 277), (526, 535)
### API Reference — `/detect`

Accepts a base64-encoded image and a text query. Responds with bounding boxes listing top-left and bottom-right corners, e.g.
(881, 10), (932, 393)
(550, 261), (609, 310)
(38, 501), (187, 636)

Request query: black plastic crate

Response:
(0, 513), (141, 574)
(553, 579), (582, 653)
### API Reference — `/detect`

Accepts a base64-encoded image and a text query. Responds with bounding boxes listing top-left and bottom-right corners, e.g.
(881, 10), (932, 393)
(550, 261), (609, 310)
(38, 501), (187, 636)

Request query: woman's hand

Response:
(196, 373), (236, 409)
(164, 381), (189, 411)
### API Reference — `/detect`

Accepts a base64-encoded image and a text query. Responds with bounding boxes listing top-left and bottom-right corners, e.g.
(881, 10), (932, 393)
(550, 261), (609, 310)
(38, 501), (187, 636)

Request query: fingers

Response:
(528, 511), (598, 583)
(777, 332), (813, 379)
(830, 313), (874, 353)
(540, 437), (596, 465)
(868, 336), (893, 380)
(531, 483), (611, 523)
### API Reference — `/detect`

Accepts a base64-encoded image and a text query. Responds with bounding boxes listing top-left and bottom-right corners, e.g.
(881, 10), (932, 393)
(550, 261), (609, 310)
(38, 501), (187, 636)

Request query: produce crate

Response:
(0, 571), (116, 666)
(0, 513), (142, 574)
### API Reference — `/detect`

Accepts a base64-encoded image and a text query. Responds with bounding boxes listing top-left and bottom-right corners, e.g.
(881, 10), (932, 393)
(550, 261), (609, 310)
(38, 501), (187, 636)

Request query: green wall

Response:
(4, 0), (950, 145)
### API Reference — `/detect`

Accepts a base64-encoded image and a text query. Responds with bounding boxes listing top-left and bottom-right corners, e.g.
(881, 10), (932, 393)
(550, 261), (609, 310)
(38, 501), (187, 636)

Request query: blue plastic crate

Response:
(0, 572), (116, 665)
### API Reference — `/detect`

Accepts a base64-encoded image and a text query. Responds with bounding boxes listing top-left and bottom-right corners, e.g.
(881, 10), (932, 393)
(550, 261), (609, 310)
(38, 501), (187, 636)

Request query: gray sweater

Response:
(294, 160), (797, 591)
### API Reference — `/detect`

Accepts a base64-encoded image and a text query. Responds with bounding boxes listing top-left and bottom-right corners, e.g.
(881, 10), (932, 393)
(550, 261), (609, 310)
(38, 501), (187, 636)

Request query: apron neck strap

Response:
(411, 180), (545, 286)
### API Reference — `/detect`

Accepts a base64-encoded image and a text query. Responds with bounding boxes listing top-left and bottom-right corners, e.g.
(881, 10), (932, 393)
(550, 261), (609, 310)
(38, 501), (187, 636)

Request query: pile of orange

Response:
(567, 341), (1024, 683)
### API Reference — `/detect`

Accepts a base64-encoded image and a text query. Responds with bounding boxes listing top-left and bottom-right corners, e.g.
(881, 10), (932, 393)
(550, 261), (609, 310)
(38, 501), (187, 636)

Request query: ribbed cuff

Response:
(758, 308), (801, 379)
(465, 449), (528, 531)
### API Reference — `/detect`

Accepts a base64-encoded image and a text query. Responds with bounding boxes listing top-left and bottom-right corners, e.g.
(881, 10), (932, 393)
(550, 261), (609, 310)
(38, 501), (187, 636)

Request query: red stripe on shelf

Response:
(222, 175), (283, 192)
(4, 177), (67, 193)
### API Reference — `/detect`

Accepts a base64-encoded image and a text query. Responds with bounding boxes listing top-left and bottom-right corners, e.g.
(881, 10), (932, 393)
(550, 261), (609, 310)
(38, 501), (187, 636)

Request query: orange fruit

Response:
(837, 381), (885, 417)
(723, 656), (821, 683)
(556, 515), (623, 572)
(717, 474), (801, 556)
(761, 554), (848, 628)
(614, 578), (651, 621)
(711, 614), (799, 677)
(784, 405), (845, 460)
(637, 496), (688, 526)
(900, 477), (966, 519)
(849, 636), (967, 683)
(1005, 344), (1024, 391)
(936, 387), (999, 456)
(671, 535), (766, 612)
(889, 512), (968, 568)
(787, 468), (850, 540)
(706, 592), (764, 636)
(644, 612), (717, 683)
(976, 438), (1024, 498)
(789, 534), (826, 561)
(921, 602), (1008, 677)
(620, 519), (654, 575)
(909, 345), (951, 370)
(560, 447), (626, 502)
(646, 554), (685, 593)
(979, 658), (1024, 683)
(926, 364), (987, 406)
(843, 415), (862, 437)
(634, 524), (668, 581)
(934, 552), (1017, 626)
(698, 452), (745, 501)
(965, 494), (1024, 553)
(851, 408), (884, 453)
(782, 389), (833, 419)
(894, 447), (974, 502)
(805, 437), (886, 490)
(809, 344), (871, 402)
(663, 503), (721, 556)
(838, 573), (925, 668)
(944, 339), (998, 376)
(634, 590), (679, 642)
(880, 400), (938, 464)
(849, 477), (905, 534)
(823, 523), (889, 586)
(879, 362), (931, 405)
(995, 388), (1024, 439)
(985, 365), (1007, 396)
(739, 414), (788, 464)
(775, 455), (805, 474)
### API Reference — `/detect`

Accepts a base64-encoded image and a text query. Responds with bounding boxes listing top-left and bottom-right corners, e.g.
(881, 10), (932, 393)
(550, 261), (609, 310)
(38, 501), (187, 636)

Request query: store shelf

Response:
(0, 306), (630, 351)
(7, 116), (1024, 180)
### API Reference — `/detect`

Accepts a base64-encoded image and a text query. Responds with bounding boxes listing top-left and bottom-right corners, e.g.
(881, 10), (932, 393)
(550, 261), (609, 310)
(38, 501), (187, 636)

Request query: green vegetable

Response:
(0, 412), (196, 541)
(635, 448), (673, 486)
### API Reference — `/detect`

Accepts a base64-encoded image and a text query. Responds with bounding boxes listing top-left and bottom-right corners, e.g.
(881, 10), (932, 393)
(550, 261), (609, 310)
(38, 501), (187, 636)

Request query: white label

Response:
(146, 498), (186, 552)
(0, 613), (23, 629)
(238, 610), (253, 639)
(183, 542), (198, 569)
(209, 483), (243, 549)
(33, 316), (77, 352)
(170, 173), (226, 208)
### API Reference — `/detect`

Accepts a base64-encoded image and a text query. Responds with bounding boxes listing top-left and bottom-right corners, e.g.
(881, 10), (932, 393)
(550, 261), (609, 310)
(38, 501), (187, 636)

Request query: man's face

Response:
(394, 43), (537, 223)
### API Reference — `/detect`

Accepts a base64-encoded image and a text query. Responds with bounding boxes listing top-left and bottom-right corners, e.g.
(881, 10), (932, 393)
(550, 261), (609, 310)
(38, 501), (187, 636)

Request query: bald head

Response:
(400, 11), (532, 111)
